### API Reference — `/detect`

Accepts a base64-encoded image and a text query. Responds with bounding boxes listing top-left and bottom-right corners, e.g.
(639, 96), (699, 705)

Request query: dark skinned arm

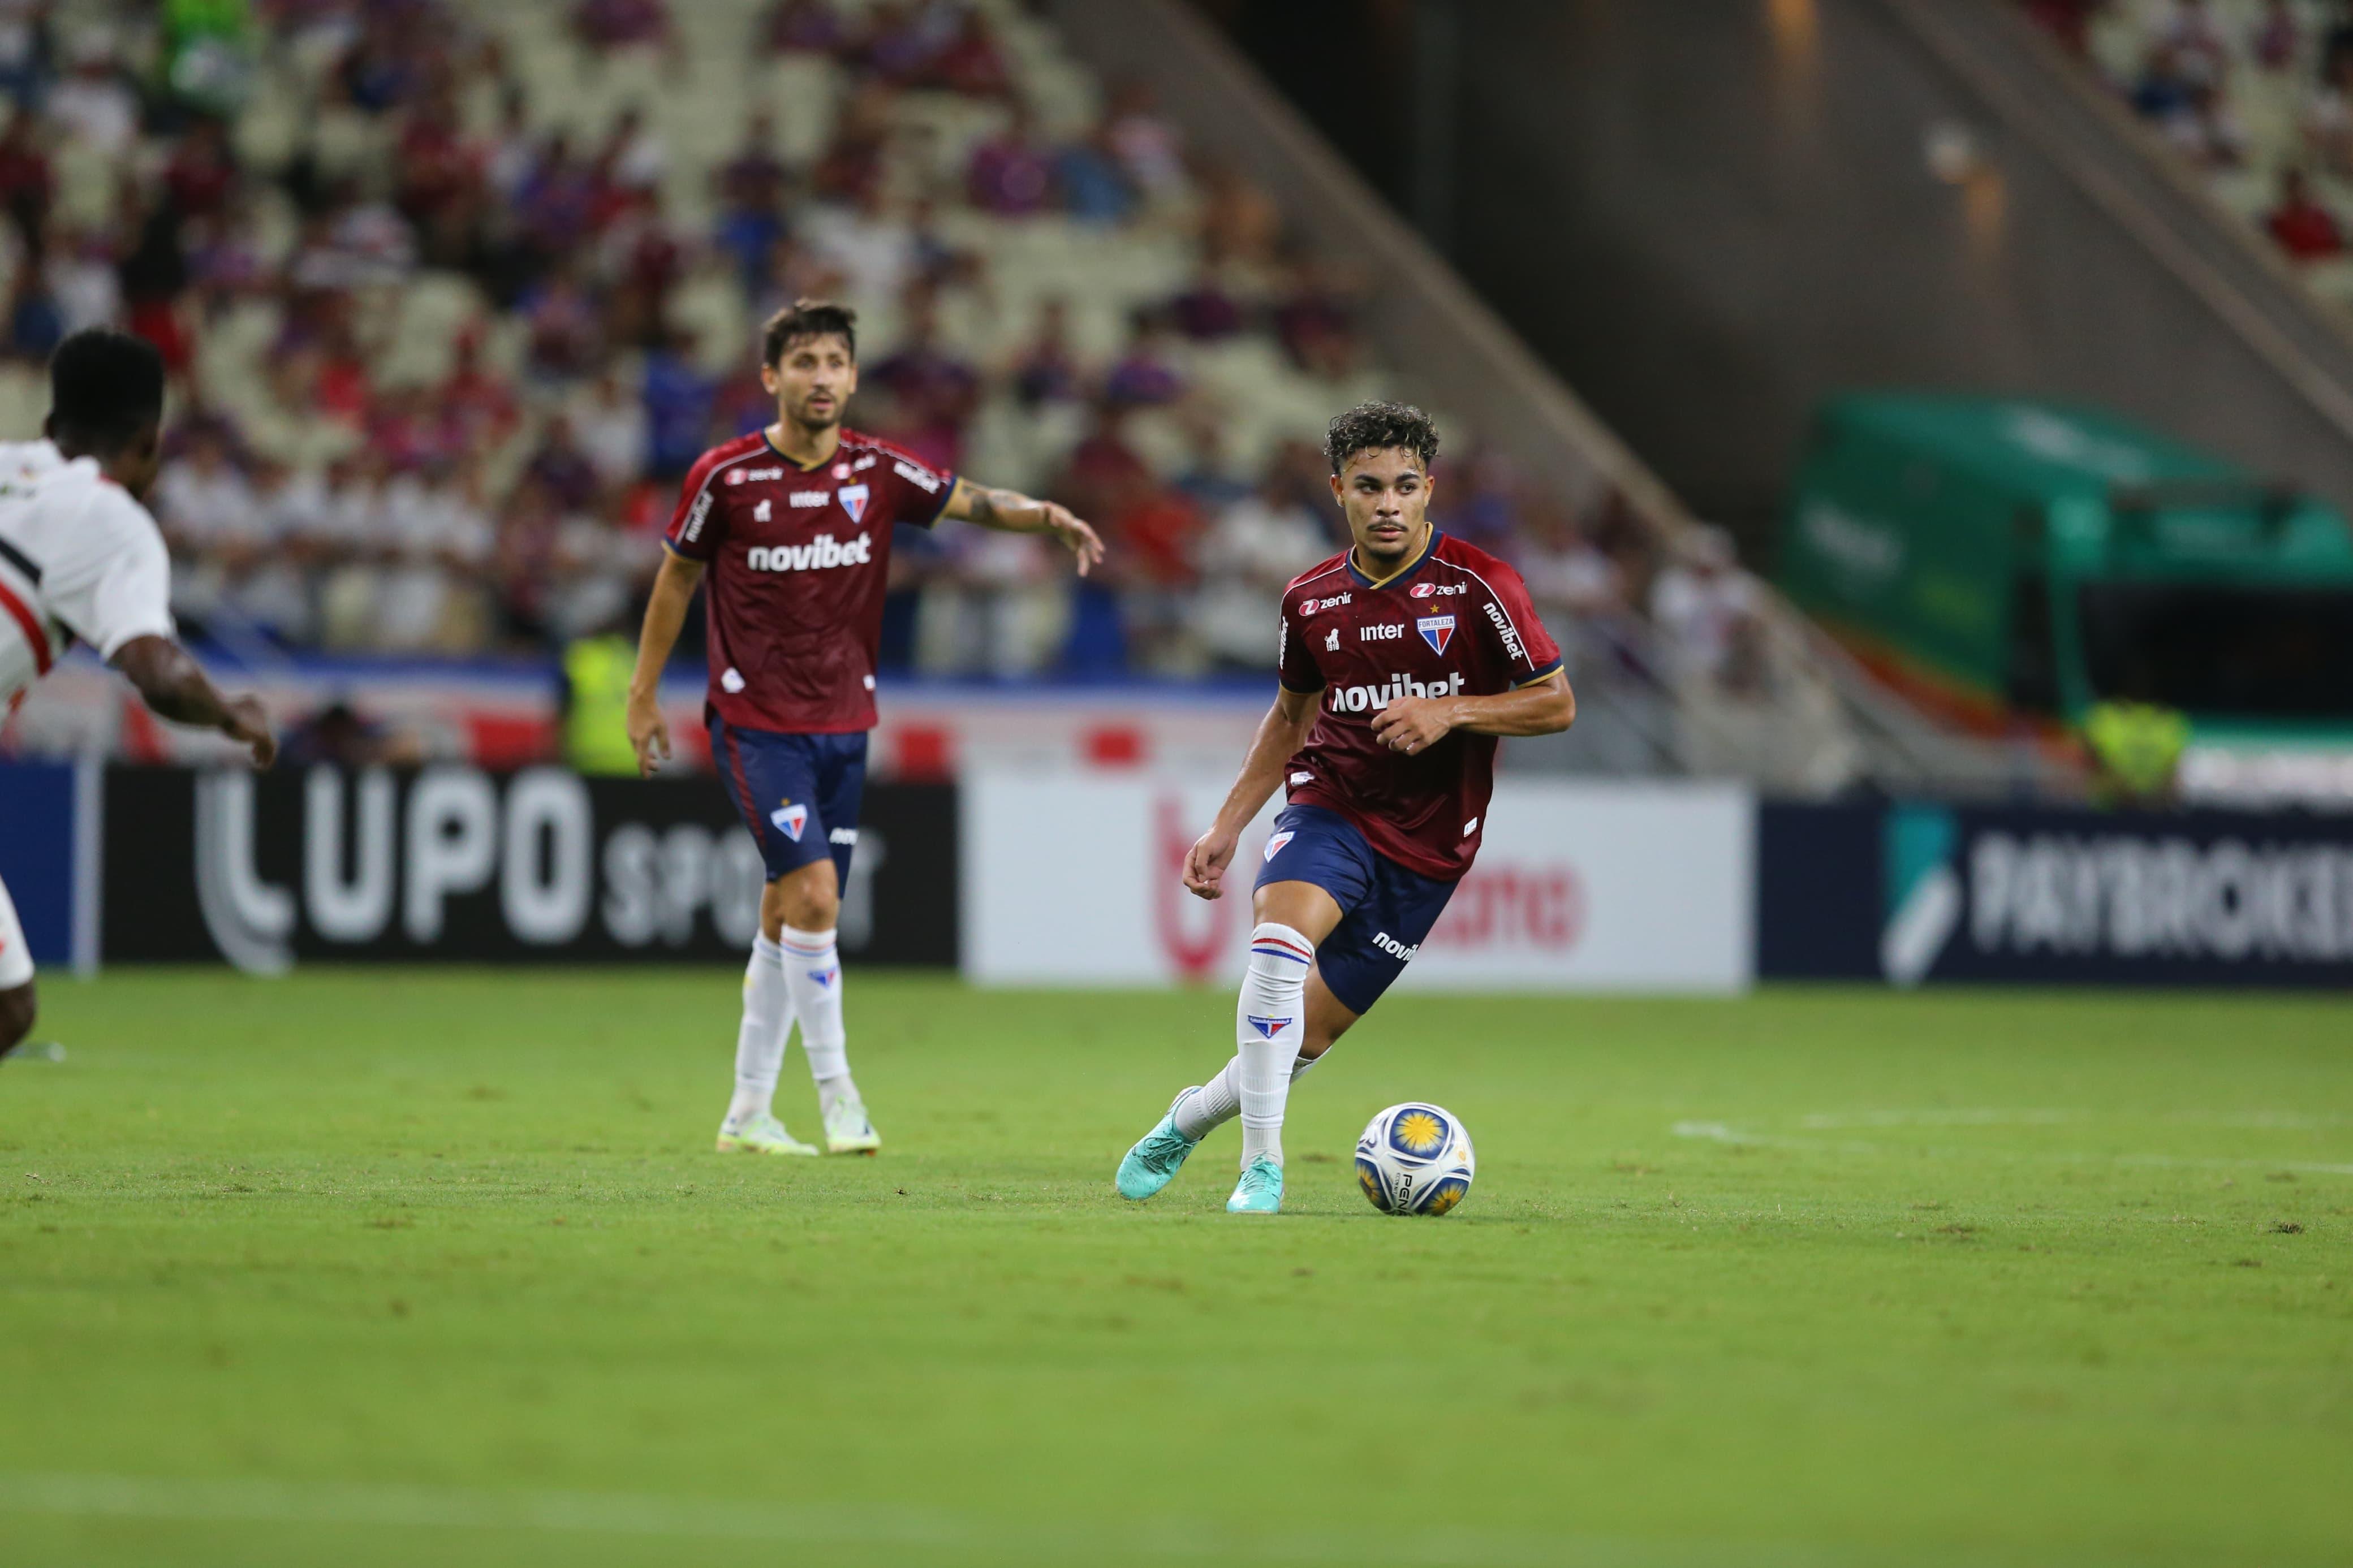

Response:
(110, 634), (277, 768)
(941, 478), (1106, 576)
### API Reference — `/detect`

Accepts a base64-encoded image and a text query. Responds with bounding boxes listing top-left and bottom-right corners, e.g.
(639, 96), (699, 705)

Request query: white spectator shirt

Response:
(0, 443), (177, 709)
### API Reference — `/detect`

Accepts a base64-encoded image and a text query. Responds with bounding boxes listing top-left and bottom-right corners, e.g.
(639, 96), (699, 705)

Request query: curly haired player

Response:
(1113, 401), (1574, 1214)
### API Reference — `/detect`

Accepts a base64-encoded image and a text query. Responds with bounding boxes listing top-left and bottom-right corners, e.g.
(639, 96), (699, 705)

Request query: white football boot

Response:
(716, 1113), (820, 1156)
(822, 1095), (881, 1155)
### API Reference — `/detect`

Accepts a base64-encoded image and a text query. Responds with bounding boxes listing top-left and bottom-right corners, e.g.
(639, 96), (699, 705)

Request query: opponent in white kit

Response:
(0, 330), (276, 1057)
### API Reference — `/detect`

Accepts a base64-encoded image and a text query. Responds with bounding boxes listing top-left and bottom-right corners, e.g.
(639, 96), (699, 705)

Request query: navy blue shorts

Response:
(1254, 803), (1458, 1016)
(709, 719), (868, 884)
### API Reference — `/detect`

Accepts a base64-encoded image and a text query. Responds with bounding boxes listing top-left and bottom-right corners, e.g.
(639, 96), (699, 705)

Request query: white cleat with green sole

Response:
(716, 1113), (820, 1156)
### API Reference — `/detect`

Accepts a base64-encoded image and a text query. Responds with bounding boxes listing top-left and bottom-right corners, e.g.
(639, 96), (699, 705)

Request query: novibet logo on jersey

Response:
(745, 532), (873, 573)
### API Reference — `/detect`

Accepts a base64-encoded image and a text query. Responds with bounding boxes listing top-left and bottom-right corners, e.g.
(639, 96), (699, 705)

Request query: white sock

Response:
(779, 924), (856, 1115)
(1236, 922), (1312, 1168)
(1175, 1051), (1322, 1141)
(725, 936), (793, 1128)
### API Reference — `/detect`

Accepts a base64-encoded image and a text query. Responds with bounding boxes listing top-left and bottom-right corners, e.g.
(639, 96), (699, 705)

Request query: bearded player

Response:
(628, 300), (1102, 1157)
(2, 330), (276, 1057)
(1114, 401), (1574, 1213)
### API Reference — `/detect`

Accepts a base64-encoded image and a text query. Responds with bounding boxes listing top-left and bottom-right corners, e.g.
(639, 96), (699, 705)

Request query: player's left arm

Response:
(1371, 670), (1575, 754)
(940, 477), (1105, 576)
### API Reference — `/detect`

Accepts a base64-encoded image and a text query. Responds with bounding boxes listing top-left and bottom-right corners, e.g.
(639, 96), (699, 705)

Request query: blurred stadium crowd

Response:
(2026, 1), (2353, 295)
(0, 0), (1762, 694)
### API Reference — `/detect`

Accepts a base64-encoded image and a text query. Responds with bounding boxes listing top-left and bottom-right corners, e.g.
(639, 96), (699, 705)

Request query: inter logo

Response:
(1416, 614), (1456, 654)
(839, 483), (870, 523)
(769, 801), (809, 842)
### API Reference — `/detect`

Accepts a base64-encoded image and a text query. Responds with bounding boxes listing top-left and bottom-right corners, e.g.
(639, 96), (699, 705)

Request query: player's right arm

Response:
(111, 637), (275, 768)
(627, 547), (705, 775)
(1183, 685), (1319, 901)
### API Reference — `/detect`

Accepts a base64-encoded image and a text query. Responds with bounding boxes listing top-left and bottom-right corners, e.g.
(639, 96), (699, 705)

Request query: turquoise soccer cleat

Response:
(1226, 1154), (1284, 1215)
(1115, 1088), (1203, 1201)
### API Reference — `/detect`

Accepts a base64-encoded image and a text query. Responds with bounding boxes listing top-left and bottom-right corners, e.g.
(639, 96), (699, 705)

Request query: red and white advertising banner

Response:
(961, 774), (1755, 994)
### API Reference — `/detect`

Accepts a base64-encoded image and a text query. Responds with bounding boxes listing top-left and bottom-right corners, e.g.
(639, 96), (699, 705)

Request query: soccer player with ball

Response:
(1117, 402), (1575, 1215)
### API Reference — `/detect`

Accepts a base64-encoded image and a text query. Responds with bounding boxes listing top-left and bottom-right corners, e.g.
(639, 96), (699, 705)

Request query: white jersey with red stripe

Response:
(0, 439), (176, 711)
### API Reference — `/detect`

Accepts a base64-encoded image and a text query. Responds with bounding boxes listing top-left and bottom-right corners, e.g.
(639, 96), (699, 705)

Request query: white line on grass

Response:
(0, 1471), (1936, 1568)
(1672, 1121), (2353, 1177)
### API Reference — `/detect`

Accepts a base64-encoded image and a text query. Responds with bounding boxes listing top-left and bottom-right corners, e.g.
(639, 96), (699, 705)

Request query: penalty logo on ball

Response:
(1356, 1102), (1475, 1217)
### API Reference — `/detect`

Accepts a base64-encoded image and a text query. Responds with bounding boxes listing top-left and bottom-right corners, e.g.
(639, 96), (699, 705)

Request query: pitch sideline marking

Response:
(1671, 1121), (2353, 1177)
(0, 1471), (1895, 1568)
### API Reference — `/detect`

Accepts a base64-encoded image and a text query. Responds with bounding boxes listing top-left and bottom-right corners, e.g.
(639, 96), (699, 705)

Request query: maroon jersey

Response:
(663, 427), (955, 732)
(1276, 530), (1563, 880)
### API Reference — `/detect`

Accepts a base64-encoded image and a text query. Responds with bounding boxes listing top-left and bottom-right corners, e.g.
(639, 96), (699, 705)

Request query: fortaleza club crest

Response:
(838, 483), (870, 524)
(1262, 830), (1295, 862)
(1416, 614), (1456, 654)
(1246, 1015), (1293, 1038)
(769, 801), (809, 843)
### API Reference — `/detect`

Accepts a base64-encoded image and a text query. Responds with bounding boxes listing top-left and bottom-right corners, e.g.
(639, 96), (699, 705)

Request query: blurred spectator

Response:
(1101, 316), (1185, 408)
(1194, 445), (1335, 669)
(45, 32), (137, 157)
(1169, 265), (1245, 342)
(42, 224), (116, 334)
(930, 9), (1011, 100)
(1007, 296), (1083, 408)
(2304, 49), (2353, 178)
(2252, 0), (2301, 74)
(0, 107), (51, 253)
(1057, 124), (1136, 227)
(2266, 167), (2343, 259)
(279, 698), (425, 770)
(571, 368), (652, 493)
(574, 0), (671, 54)
(760, 0), (847, 57)
(713, 112), (788, 286)
(1104, 79), (1187, 202)
(801, 183), (918, 308)
(1650, 527), (1759, 684)
(967, 106), (1056, 217)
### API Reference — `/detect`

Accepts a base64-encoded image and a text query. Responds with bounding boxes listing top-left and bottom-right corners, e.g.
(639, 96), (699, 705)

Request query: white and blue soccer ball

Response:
(1355, 1102), (1475, 1216)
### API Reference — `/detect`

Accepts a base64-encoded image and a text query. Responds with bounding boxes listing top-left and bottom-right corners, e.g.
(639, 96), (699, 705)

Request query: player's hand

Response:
(1042, 503), (1105, 578)
(223, 696), (276, 770)
(627, 692), (671, 776)
(1372, 695), (1454, 756)
(1183, 826), (1238, 901)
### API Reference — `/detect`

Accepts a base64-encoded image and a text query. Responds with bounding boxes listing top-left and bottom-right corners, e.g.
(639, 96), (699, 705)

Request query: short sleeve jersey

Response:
(1275, 529), (1564, 881)
(663, 427), (955, 733)
(0, 446), (176, 710)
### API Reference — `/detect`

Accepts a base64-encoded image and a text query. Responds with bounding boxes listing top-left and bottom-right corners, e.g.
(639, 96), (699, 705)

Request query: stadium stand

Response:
(2028, 0), (2353, 303)
(0, 0), (1725, 703)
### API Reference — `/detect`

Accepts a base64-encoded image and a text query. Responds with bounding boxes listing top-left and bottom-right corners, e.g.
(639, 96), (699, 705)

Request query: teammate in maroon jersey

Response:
(627, 300), (1104, 1157)
(1115, 401), (1574, 1214)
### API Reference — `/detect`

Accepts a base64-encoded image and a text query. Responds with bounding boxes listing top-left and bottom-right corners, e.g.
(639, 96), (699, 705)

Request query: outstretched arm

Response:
(111, 635), (276, 768)
(1369, 670), (1576, 756)
(941, 478), (1105, 577)
(1182, 685), (1320, 901)
(627, 548), (705, 775)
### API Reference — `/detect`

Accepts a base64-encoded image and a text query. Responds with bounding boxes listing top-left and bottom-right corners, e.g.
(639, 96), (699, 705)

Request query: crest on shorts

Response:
(1416, 614), (1456, 654)
(839, 483), (870, 524)
(1262, 830), (1295, 862)
(769, 801), (809, 842)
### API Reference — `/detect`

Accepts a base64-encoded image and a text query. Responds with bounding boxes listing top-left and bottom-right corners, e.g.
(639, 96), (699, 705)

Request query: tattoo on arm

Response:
(963, 485), (1017, 528)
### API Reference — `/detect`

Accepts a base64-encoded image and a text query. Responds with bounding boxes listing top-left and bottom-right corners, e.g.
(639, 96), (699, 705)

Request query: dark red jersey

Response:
(1275, 529), (1563, 880)
(663, 427), (955, 733)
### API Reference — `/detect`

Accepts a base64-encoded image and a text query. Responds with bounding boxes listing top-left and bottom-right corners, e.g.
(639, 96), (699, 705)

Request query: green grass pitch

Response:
(1, 970), (2347, 1567)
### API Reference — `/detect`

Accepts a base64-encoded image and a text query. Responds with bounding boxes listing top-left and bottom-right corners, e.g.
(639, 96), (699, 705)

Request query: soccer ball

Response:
(1355, 1102), (1475, 1216)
